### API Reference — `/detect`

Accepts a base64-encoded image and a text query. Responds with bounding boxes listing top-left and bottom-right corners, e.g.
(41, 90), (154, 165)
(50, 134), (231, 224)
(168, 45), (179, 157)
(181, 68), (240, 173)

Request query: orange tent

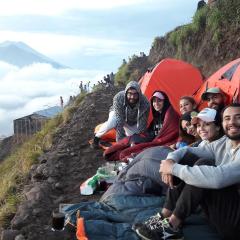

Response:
(193, 58), (240, 109)
(139, 58), (203, 114)
(94, 58), (203, 143)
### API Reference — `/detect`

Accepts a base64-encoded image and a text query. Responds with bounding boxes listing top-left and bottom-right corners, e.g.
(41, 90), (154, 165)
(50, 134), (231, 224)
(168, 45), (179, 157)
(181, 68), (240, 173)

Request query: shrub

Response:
(114, 61), (130, 85)
(168, 5), (208, 48)
(168, 30), (180, 47)
(168, 0), (240, 51)
(192, 6), (208, 32)
(114, 52), (150, 85)
(207, 0), (240, 31)
(207, 6), (223, 31)
(168, 24), (193, 48)
(151, 37), (162, 48)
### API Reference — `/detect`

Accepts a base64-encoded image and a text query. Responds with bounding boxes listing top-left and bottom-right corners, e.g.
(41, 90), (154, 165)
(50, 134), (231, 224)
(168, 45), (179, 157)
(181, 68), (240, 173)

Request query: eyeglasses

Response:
(127, 91), (138, 97)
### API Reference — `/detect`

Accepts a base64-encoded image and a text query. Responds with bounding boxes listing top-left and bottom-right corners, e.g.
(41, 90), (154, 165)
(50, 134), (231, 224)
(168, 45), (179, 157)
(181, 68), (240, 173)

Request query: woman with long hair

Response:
(179, 96), (197, 115)
(178, 110), (199, 147)
(118, 91), (179, 161)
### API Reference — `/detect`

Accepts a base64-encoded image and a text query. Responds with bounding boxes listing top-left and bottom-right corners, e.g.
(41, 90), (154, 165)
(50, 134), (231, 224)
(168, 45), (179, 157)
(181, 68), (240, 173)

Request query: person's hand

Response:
(160, 159), (175, 188)
(169, 144), (176, 150)
(160, 159), (175, 175)
(161, 173), (173, 188)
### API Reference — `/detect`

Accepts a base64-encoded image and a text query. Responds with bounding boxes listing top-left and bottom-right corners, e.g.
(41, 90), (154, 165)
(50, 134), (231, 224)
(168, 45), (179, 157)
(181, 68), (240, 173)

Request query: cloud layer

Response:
(0, 0), (201, 136)
(0, 62), (105, 136)
(0, 0), (199, 70)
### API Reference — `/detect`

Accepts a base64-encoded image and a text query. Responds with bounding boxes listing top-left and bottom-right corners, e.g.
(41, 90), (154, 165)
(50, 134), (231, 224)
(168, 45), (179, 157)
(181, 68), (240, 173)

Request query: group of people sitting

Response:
(90, 81), (240, 240)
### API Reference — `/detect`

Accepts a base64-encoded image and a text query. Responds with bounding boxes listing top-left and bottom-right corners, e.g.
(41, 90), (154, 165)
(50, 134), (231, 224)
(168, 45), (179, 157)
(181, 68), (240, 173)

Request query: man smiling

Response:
(201, 87), (227, 111)
(92, 81), (150, 146)
(133, 103), (240, 240)
(223, 105), (240, 140)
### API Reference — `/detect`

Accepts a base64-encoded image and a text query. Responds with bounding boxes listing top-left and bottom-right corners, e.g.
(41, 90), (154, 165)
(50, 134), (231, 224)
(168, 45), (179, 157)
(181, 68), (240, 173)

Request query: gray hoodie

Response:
(167, 136), (240, 189)
(112, 81), (150, 141)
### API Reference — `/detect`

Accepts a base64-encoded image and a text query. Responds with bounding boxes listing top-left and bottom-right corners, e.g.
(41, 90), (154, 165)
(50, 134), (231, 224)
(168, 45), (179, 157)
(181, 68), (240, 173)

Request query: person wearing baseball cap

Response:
(201, 87), (226, 111)
(134, 104), (240, 240)
(191, 108), (223, 143)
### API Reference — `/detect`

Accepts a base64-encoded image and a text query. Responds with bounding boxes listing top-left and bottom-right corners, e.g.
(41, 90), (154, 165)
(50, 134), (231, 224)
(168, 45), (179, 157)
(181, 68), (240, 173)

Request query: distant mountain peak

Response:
(0, 41), (68, 69)
(0, 40), (26, 47)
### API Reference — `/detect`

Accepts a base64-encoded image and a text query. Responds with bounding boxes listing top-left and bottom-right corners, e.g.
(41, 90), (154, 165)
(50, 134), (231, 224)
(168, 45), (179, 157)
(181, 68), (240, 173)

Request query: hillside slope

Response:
(115, 0), (240, 84)
(0, 86), (121, 240)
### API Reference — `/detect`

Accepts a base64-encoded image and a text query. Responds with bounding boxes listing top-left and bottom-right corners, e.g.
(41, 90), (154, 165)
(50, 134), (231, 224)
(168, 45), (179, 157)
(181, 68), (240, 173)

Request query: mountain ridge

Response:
(0, 41), (67, 69)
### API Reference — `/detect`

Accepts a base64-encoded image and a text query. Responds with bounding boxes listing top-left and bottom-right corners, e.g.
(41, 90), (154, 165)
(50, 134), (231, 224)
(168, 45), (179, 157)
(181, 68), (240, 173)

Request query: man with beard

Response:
(133, 103), (240, 240)
(92, 81), (150, 147)
(201, 87), (227, 112)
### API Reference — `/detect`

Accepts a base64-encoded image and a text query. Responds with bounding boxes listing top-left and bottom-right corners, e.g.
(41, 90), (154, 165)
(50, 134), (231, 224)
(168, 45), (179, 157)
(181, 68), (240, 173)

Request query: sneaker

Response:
(132, 216), (183, 240)
(132, 213), (163, 231)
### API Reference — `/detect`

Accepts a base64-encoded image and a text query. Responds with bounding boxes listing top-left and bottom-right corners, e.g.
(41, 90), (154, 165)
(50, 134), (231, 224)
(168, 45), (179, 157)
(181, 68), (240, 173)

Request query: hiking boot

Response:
(132, 216), (183, 240)
(90, 136), (100, 149)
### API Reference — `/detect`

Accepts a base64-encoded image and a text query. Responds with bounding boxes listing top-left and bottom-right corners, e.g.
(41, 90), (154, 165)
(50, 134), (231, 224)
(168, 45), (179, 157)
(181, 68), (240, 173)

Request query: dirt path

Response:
(2, 86), (121, 240)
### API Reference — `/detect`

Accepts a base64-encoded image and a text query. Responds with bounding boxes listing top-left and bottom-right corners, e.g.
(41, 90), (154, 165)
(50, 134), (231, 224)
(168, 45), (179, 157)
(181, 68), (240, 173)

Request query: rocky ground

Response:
(1, 85), (122, 240)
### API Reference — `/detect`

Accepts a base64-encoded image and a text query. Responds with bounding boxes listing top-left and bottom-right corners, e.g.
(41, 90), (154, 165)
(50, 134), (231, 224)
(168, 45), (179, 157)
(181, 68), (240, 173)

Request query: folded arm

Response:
(172, 162), (240, 189)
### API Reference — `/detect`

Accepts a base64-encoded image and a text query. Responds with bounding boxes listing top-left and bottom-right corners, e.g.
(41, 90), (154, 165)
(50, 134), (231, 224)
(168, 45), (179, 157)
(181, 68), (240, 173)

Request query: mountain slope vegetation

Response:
(115, 0), (240, 85)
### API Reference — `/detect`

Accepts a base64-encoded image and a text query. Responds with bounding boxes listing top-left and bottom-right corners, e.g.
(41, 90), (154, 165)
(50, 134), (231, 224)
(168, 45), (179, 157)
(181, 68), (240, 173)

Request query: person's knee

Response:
(179, 152), (199, 166)
(194, 158), (214, 166)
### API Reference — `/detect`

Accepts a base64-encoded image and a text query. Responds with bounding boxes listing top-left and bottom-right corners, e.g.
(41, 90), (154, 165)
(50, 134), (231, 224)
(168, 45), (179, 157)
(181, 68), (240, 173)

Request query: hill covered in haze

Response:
(0, 41), (67, 69)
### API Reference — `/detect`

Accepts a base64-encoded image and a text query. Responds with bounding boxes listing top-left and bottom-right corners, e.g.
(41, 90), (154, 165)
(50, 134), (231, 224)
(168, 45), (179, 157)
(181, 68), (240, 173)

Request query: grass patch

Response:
(0, 137), (42, 226)
(114, 59), (129, 85)
(74, 91), (88, 107)
(167, 0), (240, 54)
(192, 6), (208, 31)
(61, 92), (87, 123)
(0, 92), (86, 226)
(168, 24), (193, 48)
(168, 7), (208, 48)
(114, 54), (149, 86)
(206, 0), (240, 43)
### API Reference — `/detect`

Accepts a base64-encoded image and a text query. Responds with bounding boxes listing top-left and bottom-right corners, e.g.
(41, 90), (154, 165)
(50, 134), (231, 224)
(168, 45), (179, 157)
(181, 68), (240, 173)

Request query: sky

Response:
(0, 0), (201, 136)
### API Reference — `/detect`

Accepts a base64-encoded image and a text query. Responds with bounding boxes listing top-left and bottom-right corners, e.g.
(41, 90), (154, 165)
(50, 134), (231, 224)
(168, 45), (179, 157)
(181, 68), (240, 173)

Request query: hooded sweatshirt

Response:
(112, 81), (150, 141)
